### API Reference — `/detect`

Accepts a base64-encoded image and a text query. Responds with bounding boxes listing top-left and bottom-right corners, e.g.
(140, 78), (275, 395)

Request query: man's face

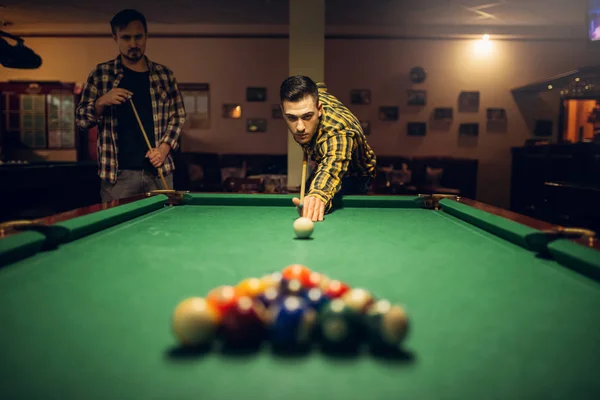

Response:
(114, 20), (146, 63)
(281, 95), (322, 145)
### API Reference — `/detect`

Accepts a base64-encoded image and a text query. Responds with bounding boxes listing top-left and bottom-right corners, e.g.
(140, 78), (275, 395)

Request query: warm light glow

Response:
(472, 37), (493, 57)
(575, 77), (580, 82)
(548, 85), (553, 90)
(482, 34), (490, 41)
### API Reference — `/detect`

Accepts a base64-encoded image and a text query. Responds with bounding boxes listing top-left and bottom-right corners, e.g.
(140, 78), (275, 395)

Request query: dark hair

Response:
(110, 9), (147, 35)
(280, 75), (318, 103)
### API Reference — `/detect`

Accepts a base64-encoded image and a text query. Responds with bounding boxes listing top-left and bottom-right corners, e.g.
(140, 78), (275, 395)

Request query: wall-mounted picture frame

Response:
(360, 120), (371, 135)
(487, 108), (507, 121)
(247, 118), (267, 132)
(459, 123), (479, 136)
(246, 87), (267, 102)
(433, 107), (453, 120)
(222, 103), (242, 119)
(378, 106), (399, 121)
(458, 91), (480, 112)
(350, 89), (371, 105)
(407, 90), (426, 106)
(271, 104), (283, 119)
(407, 122), (427, 136)
(180, 82), (210, 130)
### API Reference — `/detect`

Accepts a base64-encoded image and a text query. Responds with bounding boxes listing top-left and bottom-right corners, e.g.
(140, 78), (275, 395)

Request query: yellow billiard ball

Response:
(172, 297), (220, 347)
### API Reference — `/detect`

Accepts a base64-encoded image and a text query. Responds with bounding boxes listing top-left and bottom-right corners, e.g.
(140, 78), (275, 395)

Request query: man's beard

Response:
(123, 49), (143, 62)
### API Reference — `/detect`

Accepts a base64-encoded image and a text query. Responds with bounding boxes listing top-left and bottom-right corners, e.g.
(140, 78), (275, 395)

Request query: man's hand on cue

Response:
(292, 196), (325, 222)
(146, 143), (170, 168)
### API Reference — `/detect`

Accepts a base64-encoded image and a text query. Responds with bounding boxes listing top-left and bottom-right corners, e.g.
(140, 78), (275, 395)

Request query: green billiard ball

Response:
(364, 299), (409, 350)
(318, 298), (363, 349)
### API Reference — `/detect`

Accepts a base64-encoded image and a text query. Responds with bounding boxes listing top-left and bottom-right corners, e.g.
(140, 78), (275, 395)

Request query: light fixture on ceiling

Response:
(0, 30), (42, 69)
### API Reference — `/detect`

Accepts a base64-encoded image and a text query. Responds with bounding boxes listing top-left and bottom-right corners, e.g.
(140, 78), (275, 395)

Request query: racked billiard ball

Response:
(364, 299), (409, 349)
(206, 285), (239, 316)
(281, 264), (311, 285)
(270, 296), (317, 349)
(172, 297), (220, 347)
(302, 287), (329, 311)
(324, 279), (350, 298)
(260, 271), (282, 291)
(257, 286), (283, 310)
(341, 288), (375, 313)
(318, 298), (363, 349)
(220, 296), (269, 347)
(280, 278), (306, 297)
(235, 277), (265, 298)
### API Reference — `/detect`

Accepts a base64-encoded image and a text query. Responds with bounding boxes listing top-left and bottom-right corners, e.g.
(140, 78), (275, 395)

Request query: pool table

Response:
(1, 192), (600, 400)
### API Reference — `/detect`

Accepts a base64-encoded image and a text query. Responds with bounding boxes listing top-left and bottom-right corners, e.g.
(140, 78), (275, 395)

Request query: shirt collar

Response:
(113, 54), (154, 75)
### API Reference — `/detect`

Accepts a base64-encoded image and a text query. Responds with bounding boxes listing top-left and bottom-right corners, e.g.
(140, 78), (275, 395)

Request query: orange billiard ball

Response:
(282, 264), (312, 286)
(206, 285), (239, 316)
(172, 297), (220, 347)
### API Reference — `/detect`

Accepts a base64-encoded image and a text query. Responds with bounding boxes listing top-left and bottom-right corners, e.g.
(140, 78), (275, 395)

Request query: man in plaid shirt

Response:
(76, 9), (186, 202)
(279, 75), (377, 222)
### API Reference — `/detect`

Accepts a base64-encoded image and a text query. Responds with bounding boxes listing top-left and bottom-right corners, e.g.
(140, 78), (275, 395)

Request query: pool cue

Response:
(298, 150), (308, 214)
(128, 97), (169, 190)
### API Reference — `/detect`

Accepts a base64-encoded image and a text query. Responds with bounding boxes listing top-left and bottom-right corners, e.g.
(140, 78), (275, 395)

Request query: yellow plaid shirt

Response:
(301, 83), (377, 208)
(75, 55), (186, 183)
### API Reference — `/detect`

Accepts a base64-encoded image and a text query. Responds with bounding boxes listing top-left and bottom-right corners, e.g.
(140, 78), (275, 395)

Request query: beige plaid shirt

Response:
(76, 55), (186, 183)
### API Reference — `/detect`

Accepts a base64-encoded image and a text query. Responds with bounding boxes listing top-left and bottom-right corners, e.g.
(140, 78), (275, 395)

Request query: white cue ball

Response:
(293, 217), (314, 239)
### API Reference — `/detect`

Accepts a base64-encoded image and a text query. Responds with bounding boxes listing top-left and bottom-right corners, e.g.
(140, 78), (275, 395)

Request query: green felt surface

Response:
(0, 196), (599, 400)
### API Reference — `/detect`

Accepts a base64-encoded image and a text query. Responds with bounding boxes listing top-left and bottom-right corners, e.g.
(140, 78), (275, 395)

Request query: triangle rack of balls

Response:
(172, 264), (409, 352)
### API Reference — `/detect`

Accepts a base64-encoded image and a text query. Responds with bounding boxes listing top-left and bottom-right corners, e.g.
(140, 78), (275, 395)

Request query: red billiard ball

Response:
(220, 296), (269, 346)
(324, 280), (350, 298)
(206, 285), (239, 316)
(172, 297), (220, 347)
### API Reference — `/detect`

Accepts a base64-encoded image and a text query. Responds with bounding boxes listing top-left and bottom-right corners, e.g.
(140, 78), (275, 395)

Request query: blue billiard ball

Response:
(269, 296), (317, 348)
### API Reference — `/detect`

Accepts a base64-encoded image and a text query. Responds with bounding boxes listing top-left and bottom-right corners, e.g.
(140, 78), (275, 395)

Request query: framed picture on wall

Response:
(246, 87), (267, 102)
(486, 108), (507, 121)
(247, 118), (267, 132)
(360, 120), (371, 135)
(378, 106), (399, 121)
(407, 122), (426, 136)
(407, 90), (426, 106)
(433, 107), (453, 120)
(458, 91), (480, 112)
(271, 104), (283, 119)
(350, 89), (371, 105)
(459, 123), (479, 136)
(223, 104), (242, 119)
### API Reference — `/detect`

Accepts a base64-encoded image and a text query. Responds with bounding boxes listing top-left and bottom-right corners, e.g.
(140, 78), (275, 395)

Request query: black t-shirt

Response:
(115, 65), (156, 171)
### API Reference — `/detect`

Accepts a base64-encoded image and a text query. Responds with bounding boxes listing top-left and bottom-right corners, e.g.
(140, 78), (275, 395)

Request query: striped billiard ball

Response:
(364, 299), (409, 350)
(341, 288), (375, 313)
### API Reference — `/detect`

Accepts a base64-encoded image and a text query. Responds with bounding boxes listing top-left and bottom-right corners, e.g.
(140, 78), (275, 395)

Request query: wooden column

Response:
(287, 0), (325, 191)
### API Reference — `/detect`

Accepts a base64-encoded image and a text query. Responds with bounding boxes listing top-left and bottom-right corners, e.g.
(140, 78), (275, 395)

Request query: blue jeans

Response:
(100, 169), (173, 202)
